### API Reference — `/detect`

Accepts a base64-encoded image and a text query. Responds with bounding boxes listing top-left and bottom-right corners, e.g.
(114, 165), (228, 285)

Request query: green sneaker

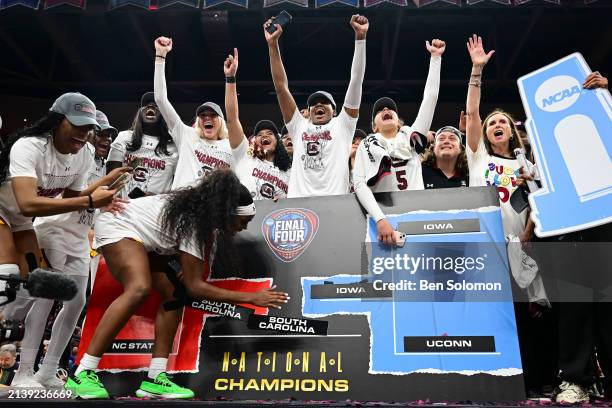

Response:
(68, 370), (109, 400)
(135, 372), (195, 399)
(64, 377), (78, 394)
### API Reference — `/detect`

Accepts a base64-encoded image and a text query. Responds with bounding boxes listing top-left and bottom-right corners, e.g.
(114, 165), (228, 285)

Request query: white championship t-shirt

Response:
(467, 139), (533, 237)
(154, 61), (234, 190)
(233, 139), (290, 200)
(286, 108), (357, 198)
(34, 143), (105, 258)
(0, 136), (92, 231)
(94, 194), (202, 260)
(171, 129), (234, 190)
(108, 130), (178, 195)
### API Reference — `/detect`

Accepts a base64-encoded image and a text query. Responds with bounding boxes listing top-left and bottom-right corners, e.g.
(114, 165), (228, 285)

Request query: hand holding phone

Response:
(394, 231), (406, 248)
(266, 10), (292, 34)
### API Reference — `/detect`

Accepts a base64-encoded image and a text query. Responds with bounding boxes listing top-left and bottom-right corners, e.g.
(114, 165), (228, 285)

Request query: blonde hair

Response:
(195, 116), (228, 140)
(481, 109), (524, 157)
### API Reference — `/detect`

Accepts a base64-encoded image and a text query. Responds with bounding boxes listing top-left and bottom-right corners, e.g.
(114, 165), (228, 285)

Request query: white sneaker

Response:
(10, 367), (43, 388)
(556, 381), (590, 403)
(33, 370), (65, 388)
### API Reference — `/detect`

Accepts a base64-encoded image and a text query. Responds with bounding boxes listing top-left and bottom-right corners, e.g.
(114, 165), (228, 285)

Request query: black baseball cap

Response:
(140, 92), (156, 107)
(50, 92), (99, 129)
(372, 97), (398, 122)
(307, 91), (336, 111)
(253, 119), (279, 136)
(196, 102), (224, 121)
(280, 125), (289, 137)
(353, 128), (367, 142)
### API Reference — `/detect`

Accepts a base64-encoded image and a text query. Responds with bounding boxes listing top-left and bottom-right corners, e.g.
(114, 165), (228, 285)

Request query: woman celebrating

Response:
(68, 170), (289, 399)
(154, 37), (234, 190)
(224, 48), (291, 200)
(10, 111), (124, 389)
(0, 93), (121, 315)
(107, 92), (178, 197)
(421, 126), (469, 189)
(464, 34), (532, 240)
(352, 39), (446, 246)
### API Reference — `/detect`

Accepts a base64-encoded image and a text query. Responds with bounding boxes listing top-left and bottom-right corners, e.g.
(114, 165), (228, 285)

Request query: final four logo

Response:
(262, 208), (319, 262)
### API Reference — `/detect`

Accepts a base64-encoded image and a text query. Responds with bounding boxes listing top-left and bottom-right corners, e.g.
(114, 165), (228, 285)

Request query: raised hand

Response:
(224, 48), (239, 77)
(264, 18), (283, 45)
(154, 36), (173, 57)
(583, 71), (608, 89)
(426, 39), (446, 57)
(467, 34), (494, 67)
(350, 14), (369, 40)
(458, 110), (466, 133)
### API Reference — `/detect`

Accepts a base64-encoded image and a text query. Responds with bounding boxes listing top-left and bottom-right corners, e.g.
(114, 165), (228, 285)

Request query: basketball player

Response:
(107, 92), (178, 197)
(352, 39), (446, 245)
(67, 170), (288, 399)
(12, 111), (125, 388)
(224, 48), (291, 200)
(0, 94), (126, 386)
(154, 37), (234, 189)
(264, 15), (369, 198)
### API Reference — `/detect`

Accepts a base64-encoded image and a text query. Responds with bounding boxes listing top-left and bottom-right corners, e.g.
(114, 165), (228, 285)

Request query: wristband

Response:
(155, 55), (166, 60)
(225, 76), (236, 83)
(88, 194), (94, 209)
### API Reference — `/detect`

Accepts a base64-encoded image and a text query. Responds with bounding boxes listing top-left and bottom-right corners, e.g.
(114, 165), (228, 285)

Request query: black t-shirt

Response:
(421, 163), (468, 189)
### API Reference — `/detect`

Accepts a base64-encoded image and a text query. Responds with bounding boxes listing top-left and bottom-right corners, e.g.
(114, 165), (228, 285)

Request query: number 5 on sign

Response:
(517, 53), (612, 237)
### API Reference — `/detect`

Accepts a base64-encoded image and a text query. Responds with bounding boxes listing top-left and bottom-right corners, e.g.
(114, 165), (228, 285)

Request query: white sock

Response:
(0, 264), (19, 306)
(42, 274), (88, 376)
(75, 354), (101, 376)
(38, 354), (61, 378)
(148, 357), (168, 380)
(17, 348), (38, 373)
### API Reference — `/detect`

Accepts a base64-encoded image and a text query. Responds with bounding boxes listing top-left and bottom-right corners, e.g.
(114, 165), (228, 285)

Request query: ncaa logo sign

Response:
(262, 208), (319, 262)
(535, 75), (581, 112)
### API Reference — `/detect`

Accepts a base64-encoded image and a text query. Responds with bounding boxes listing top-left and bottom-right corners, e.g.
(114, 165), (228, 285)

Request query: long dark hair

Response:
(481, 109), (524, 158)
(126, 109), (173, 156)
(160, 169), (249, 258)
(0, 111), (64, 185)
(273, 135), (292, 171)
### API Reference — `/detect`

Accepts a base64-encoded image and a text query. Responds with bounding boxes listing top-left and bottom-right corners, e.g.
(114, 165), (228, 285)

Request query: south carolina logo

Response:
(262, 208), (319, 262)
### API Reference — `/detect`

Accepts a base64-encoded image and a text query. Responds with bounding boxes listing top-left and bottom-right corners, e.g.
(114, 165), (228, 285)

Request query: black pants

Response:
(557, 302), (612, 387)
(541, 223), (612, 389)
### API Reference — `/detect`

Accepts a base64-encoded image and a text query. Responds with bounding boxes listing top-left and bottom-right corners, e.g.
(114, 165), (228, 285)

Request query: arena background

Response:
(0, 0), (610, 137)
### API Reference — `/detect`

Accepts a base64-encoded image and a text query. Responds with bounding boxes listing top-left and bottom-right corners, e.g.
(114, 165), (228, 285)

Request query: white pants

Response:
(18, 249), (89, 370)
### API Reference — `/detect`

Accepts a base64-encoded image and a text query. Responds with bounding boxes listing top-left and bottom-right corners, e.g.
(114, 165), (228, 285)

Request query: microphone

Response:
(514, 148), (538, 193)
(0, 269), (78, 302)
(25, 269), (78, 301)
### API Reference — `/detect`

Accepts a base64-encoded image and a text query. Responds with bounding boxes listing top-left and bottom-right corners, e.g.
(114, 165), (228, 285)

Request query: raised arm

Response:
(153, 37), (183, 134)
(224, 48), (246, 150)
(179, 251), (289, 309)
(343, 15), (369, 119)
(465, 34), (495, 153)
(410, 39), (445, 135)
(264, 20), (298, 124)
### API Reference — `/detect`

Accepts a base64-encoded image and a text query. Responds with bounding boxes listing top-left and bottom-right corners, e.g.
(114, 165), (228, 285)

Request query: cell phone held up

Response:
(108, 157), (143, 191)
(266, 10), (292, 34)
